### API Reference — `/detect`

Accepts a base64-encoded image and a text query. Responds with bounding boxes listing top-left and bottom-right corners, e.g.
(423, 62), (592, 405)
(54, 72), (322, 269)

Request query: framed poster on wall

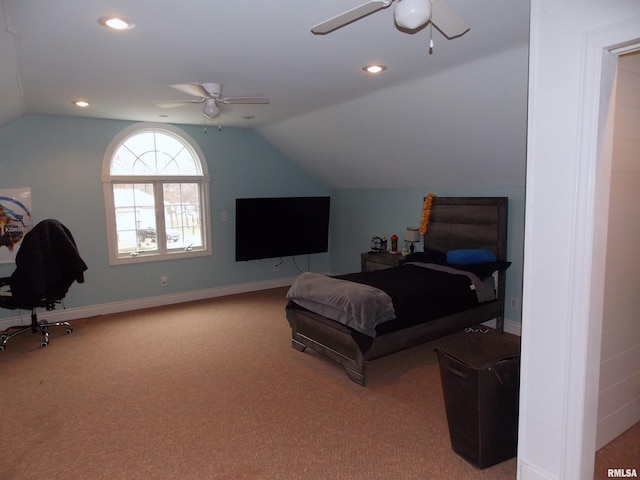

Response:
(0, 187), (32, 263)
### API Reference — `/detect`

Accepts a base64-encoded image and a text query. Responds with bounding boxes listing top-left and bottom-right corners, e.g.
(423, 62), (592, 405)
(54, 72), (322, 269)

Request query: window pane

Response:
(111, 131), (201, 176)
(163, 183), (203, 250)
(154, 133), (200, 175)
(113, 183), (158, 254)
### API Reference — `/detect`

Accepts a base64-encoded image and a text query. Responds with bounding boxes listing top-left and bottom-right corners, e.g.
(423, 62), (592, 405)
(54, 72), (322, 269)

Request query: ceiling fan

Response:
(154, 82), (270, 120)
(311, 0), (469, 39)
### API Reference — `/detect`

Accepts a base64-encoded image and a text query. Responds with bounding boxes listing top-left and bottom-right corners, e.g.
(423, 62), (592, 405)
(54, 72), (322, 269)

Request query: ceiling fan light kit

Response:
(203, 100), (220, 120)
(311, 0), (469, 42)
(394, 0), (432, 30)
(154, 82), (269, 122)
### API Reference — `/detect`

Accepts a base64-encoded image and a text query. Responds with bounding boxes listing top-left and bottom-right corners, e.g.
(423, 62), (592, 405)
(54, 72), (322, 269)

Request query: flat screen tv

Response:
(235, 196), (330, 261)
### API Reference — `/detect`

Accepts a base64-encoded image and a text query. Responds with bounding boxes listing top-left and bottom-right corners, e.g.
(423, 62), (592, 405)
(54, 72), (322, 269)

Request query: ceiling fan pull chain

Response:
(429, 22), (434, 54)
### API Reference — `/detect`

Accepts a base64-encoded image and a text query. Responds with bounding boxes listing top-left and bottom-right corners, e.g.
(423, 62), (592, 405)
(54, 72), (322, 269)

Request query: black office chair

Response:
(0, 219), (87, 351)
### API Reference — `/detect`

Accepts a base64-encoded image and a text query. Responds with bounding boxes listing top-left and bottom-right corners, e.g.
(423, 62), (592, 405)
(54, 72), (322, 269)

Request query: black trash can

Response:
(435, 332), (521, 469)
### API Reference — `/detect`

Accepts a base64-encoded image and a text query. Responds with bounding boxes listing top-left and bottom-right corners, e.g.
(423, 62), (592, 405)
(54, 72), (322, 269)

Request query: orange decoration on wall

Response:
(420, 193), (436, 235)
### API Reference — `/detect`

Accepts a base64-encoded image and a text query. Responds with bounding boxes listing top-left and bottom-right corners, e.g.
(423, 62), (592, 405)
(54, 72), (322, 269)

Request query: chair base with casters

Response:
(0, 303), (73, 351)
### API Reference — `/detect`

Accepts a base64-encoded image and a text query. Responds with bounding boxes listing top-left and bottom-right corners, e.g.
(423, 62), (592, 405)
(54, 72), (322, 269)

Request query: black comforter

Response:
(287, 262), (493, 351)
(335, 263), (480, 335)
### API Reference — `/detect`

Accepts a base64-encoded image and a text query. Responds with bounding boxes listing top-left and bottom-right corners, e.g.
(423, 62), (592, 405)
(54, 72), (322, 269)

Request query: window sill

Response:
(109, 248), (211, 266)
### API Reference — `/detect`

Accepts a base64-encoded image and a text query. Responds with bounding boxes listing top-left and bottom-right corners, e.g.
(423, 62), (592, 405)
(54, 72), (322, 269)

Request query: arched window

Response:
(102, 123), (211, 264)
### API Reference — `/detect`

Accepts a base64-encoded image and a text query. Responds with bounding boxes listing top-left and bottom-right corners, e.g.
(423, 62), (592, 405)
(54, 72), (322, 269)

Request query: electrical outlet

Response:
(273, 263), (279, 272)
(160, 275), (168, 287)
(510, 297), (519, 310)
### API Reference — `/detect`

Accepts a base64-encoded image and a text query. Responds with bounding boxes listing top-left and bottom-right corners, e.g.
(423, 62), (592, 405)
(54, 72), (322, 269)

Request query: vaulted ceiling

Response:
(0, 0), (531, 189)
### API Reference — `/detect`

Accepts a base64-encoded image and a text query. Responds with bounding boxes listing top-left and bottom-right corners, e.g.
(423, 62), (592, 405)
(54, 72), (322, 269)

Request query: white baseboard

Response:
(0, 276), (298, 330)
(482, 317), (521, 336)
(505, 318), (521, 335)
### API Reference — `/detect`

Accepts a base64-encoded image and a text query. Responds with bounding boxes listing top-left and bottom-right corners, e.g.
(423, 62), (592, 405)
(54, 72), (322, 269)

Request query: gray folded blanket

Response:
(286, 272), (396, 337)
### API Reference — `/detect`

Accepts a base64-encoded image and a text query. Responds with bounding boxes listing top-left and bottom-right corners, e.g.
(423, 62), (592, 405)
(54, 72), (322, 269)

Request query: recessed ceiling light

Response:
(363, 65), (387, 74)
(98, 16), (136, 31)
(73, 100), (90, 108)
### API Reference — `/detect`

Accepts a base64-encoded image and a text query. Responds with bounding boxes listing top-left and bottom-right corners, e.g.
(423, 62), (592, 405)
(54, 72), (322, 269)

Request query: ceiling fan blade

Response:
(221, 96), (270, 105)
(430, 0), (469, 39)
(311, 0), (393, 34)
(154, 99), (204, 108)
(170, 83), (211, 98)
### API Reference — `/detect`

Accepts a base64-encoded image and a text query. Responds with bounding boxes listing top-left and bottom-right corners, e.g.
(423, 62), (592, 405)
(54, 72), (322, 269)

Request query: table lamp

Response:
(404, 227), (420, 253)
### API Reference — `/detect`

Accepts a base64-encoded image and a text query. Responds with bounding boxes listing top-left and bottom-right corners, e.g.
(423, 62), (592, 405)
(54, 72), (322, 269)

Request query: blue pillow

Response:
(446, 249), (497, 265)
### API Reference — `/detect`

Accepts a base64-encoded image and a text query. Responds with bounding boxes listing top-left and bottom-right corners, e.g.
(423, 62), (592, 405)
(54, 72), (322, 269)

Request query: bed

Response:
(285, 196), (509, 385)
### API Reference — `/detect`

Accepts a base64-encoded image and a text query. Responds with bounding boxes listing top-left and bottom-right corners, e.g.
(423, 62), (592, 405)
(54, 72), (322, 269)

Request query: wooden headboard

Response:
(424, 197), (509, 330)
(424, 197), (508, 261)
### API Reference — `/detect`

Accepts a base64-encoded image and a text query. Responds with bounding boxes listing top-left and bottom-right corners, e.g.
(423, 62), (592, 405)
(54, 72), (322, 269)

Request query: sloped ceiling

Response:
(258, 45), (529, 189)
(0, 0), (531, 189)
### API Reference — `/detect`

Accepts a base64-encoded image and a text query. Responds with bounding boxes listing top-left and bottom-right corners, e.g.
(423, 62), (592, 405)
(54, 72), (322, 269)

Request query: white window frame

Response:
(102, 123), (212, 265)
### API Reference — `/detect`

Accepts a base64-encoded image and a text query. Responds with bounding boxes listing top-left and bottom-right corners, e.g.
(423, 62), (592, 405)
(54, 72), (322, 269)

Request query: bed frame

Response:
(286, 197), (508, 386)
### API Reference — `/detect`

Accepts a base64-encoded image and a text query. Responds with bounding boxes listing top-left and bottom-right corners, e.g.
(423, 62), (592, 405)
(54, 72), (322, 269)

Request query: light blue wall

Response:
(328, 186), (525, 326)
(0, 114), (524, 328)
(0, 115), (330, 318)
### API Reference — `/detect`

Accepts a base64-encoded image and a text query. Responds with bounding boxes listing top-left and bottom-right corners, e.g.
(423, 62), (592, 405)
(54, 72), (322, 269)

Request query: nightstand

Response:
(361, 251), (404, 272)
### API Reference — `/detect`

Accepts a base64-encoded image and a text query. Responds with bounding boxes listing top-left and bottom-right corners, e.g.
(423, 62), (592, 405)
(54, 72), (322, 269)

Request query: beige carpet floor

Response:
(0, 287), (628, 479)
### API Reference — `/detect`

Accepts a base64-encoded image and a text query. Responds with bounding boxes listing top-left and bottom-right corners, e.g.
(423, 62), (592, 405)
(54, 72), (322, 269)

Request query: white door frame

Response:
(560, 18), (640, 480)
